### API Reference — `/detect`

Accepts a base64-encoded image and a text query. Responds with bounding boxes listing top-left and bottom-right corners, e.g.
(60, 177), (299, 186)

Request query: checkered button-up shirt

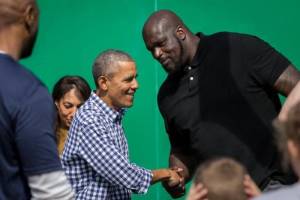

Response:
(62, 92), (152, 200)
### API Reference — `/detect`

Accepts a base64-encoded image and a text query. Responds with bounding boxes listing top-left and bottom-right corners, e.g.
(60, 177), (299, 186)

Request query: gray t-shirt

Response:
(253, 182), (300, 200)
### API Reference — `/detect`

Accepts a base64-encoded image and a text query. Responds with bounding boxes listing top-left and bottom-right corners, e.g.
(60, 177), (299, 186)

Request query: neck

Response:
(187, 34), (200, 65)
(0, 26), (24, 60)
(96, 89), (120, 111)
(57, 120), (69, 130)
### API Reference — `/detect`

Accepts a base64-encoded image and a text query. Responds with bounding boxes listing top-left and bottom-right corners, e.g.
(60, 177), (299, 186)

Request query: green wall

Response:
(21, 1), (300, 199)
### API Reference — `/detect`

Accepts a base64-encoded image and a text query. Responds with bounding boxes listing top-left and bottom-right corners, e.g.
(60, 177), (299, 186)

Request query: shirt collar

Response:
(90, 91), (125, 123)
(188, 32), (207, 68)
(0, 50), (7, 55)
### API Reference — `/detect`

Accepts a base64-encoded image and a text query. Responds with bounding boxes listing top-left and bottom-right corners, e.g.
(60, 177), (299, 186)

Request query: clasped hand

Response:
(162, 168), (185, 198)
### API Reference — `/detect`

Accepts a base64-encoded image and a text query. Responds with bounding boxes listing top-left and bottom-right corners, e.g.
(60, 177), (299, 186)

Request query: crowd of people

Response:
(1, 0), (300, 199)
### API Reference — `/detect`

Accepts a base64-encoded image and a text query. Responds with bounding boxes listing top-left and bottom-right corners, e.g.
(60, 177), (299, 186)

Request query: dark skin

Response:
(274, 64), (300, 95)
(143, 10), (200, 198)
(143, 10), (199, 74)
(143, 10), (300, 198)
(0, 0), (39, 60)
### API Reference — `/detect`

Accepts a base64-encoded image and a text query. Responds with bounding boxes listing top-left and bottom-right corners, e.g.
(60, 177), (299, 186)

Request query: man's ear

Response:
(23, 3), (38, 32)
(98, 76), (109, 91)
(176, 26), (186, 40)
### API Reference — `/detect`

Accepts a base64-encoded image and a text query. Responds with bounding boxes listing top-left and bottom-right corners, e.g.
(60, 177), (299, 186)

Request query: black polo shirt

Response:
(0, 53), (61, 199)
(158, 32), (296, 187)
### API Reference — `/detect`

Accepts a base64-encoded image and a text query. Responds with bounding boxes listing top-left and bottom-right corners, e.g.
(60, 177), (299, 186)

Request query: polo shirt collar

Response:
(189, 32), (207, 68)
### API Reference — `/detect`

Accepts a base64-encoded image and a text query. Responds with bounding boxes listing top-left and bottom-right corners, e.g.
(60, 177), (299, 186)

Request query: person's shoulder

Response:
(0, 56), (44, 94)
(0, 55), (40, 82)
(207, 31), (260, 40)
(0, 55), (49, 109)
(75, 99), (107, 126)
(253, 183), (300, 200)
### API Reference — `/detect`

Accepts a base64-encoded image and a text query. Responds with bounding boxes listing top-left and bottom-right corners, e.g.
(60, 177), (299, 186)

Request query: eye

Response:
(159, 41), (166, 47)
(124, 77), (134, 82)
(124, 74), (138, 83)
(63, 103), (73, 109)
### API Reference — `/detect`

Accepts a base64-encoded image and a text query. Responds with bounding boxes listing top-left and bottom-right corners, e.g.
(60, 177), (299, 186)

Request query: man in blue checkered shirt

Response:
(62, 49), (183, 199)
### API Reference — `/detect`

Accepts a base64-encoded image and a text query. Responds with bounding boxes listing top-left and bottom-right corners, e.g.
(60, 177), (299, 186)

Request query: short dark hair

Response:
(194, 157), (247, 200)
(52, 75), (91, 103)
(92, 49), (134, 88)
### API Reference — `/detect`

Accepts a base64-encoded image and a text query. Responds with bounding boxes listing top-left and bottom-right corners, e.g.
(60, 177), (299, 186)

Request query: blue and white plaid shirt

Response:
(62, 92), (152, 200)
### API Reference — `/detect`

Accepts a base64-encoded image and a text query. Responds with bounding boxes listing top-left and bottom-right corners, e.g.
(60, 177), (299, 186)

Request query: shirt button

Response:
(188, 66), (192, 70)
(190, 76), (194, 81)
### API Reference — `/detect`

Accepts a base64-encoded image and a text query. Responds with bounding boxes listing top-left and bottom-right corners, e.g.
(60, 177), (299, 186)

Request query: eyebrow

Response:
(123, 73), (138, 81)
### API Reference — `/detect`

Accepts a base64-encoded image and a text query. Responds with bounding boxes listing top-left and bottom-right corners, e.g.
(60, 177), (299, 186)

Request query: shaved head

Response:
(143, 10), (187, 38)
(0, 0), (38, 59)
(142, 10), (198, 74)
(0, 0), (36, 29)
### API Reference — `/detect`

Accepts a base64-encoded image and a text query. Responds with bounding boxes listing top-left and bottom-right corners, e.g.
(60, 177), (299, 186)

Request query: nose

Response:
(69, 107), (77, 118)
(132, 78), (139, 90)
(153, 47), (162, 59)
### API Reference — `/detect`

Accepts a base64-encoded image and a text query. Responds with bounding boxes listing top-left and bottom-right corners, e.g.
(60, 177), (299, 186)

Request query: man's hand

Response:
(162, 167), (186, 198)
(186, 183), (208, 200)
(244, 175), (261, 199)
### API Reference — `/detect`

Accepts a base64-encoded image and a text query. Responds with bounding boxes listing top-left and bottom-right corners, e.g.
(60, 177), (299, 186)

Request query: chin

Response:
(124, 102), (133, 108)
(125, 104), (133, 108)
(20, 31), (38, 59)
(164, 65), (178, 74)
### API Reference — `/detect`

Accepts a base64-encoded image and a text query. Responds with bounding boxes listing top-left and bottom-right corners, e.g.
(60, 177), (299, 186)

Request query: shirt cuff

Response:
(134, 167), (152, 194)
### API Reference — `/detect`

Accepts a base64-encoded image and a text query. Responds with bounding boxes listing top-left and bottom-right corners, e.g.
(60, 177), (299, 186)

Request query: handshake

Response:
(152, 167), (186, 198)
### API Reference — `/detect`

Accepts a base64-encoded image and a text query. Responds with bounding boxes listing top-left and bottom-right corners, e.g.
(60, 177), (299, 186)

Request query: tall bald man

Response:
(0, 0), (73, 199)
(142, 10), (299, 198)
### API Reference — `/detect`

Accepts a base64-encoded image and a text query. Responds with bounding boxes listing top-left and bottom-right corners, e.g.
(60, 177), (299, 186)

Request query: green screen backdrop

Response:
(21, 1), (300, 199)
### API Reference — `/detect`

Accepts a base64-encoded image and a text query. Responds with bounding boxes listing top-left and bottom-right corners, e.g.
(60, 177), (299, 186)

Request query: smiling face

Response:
(102, 61), (139, 110)
(55, 88), (83, 128)
(143, 22), (185, 74)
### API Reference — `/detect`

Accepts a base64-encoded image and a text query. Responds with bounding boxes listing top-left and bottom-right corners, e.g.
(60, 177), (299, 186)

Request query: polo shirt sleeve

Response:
(78, 121), (152, 194)
(15, 85), (62, 175)
(241, 35), (290, 87)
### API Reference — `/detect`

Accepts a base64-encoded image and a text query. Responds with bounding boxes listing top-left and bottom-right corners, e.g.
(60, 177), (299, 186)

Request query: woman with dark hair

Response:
(52, 75), (91, 155)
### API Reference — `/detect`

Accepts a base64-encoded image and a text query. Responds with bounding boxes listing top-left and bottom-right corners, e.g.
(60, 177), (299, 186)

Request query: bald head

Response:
(0, 0), (37, 29)
(142, 10), (199, 74)
(143, 10), (186, 37)
(0, 0), (38, 59)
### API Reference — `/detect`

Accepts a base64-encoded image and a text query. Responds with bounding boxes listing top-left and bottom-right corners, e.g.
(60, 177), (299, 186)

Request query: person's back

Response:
(0, 50), (60, 199)
(0, 0), (73, 199)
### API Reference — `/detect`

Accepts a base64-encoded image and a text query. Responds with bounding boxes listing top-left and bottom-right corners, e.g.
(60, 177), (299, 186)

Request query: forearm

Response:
(151, 169), (171, 185)
(28, 170), (74, 200)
